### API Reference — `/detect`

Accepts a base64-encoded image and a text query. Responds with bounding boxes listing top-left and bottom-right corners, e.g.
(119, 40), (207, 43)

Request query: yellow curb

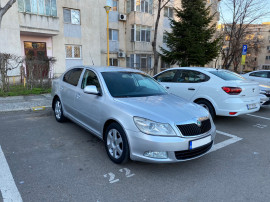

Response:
(32, 106), (46, 111)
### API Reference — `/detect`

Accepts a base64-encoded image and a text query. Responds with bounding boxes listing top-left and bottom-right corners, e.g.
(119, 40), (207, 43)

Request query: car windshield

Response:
(101, 71), (167, 98)
(209, 70), (245, 81)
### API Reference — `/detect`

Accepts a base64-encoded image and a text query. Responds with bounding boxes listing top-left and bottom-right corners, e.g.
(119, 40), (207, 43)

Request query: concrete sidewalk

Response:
(0, 94), (51, 112)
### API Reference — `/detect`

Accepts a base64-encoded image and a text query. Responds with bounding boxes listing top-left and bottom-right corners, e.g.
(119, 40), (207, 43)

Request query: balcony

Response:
(19, 12), (59, 35)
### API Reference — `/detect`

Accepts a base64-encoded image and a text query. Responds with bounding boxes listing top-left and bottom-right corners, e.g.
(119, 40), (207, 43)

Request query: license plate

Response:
(189, 136), (211, 150)
(247, 103), (257, 110)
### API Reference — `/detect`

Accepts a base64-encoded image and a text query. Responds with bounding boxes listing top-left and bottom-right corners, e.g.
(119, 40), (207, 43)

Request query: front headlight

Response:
(133, 117), (177, 136)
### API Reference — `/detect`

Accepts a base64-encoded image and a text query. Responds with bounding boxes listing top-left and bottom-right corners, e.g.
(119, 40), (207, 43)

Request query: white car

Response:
(242, 70), (270, 86)
(154, 67), (260, 118)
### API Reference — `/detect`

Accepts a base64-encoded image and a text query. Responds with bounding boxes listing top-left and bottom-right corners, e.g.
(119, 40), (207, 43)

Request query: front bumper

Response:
(125, 125), (216, 163)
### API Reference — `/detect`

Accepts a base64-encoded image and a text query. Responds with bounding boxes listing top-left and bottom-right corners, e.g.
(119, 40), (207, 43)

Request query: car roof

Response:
(84, 66), (142, 73)
(162, 67), (225, 72)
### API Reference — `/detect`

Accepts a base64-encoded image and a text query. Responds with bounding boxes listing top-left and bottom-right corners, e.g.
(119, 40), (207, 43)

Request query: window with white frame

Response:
(65, 45), (82, 59)
(127, 0), (153, 14)
(109, 58), (119, 66)
(128, 54), (152, 69)
(266, 56), (270, 60)
(267, 46), (270, 50)
(164, 7), (173, 18)
(63, 8), (80, 25)
(17, 0), (57, 16)
(109, 29), (119, 41)
(131, 25), (151, 42)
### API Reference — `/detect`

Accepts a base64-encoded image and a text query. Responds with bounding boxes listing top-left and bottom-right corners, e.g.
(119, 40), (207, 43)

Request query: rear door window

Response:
(250, 71), (269, 78)
(63, 68), (83, 86)
(175, 70), (210, 83)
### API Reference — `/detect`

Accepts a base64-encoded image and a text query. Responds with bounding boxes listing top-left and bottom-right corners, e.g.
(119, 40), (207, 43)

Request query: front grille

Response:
(175, 141), (213, 160)
(177, 119), (211, 136)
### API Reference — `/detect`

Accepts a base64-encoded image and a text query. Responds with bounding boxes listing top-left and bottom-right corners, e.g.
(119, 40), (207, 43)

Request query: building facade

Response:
(0, 0), (220, 80)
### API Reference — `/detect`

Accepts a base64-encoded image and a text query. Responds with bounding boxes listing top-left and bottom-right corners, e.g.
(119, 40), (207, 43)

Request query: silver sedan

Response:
(51, 66), (216, 164)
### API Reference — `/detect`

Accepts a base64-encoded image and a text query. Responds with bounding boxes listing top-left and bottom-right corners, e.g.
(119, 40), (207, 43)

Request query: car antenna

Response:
(89, 51), (95, 65)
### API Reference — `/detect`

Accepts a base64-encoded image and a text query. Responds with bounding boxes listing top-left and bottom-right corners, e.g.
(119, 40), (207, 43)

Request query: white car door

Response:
(248, 71), (270, 86)
(169, 70), (208, 101)
(154, 69), (178, 92)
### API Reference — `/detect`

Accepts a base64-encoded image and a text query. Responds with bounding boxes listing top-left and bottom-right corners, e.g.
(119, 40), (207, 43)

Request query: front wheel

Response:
(196, 100), (216, 119)
(105, 123), (130, 164)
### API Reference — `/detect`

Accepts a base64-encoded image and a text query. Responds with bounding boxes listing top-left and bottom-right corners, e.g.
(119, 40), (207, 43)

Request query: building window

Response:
(65, 45), (82, 59)
(18, 0), (57, 16)
(267, 46), (270, 50)
(109, 29), (119, 41)
(131, 25), (151, 42)
(262, 65), (270, 70)
(107, 0), (118, 11)
(129, 54), (151, 69)
(63, 8), (80, 25)
(164, 7), (173, 18)
(127, 0), (153, 14)
(266, 56), (270, 60)
(109, 58), (119, 66)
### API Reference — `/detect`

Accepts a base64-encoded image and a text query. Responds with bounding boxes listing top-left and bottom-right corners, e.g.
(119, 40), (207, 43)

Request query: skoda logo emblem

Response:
(197, 120), (202, 127)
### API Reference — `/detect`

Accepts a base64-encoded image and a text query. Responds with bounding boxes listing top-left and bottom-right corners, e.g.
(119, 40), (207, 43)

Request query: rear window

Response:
(209, 70), (245, 81)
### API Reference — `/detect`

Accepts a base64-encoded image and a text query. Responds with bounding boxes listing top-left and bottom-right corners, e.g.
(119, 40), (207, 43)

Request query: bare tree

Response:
(0, 0), (17, 29)
(220, 0), (270, 71)
(152, 0), (171, 75)
(0, 52), (22, 92)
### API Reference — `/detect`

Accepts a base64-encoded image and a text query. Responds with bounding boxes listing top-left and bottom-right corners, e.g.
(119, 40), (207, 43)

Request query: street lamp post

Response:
(104, 5), (111, 66)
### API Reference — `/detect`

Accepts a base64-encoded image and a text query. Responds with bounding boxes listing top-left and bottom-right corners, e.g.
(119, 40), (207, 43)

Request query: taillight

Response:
(222, 87), (242, 95)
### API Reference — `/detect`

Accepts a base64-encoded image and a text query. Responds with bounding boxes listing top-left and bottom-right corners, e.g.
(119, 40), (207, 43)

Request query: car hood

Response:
(114, 94), (209, 124)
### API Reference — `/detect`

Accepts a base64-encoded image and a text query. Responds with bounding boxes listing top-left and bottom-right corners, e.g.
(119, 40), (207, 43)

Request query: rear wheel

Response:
(54, 98), (66, 122)
(196, 100), (216, 119)
(105, 123), (129, 164)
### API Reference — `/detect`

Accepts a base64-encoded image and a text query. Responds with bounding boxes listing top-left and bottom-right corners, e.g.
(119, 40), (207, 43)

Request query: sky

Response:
(219, 0), (270, 24)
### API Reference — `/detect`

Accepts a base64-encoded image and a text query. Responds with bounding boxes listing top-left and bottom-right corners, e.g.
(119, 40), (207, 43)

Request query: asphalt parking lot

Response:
(0, 106), (270, 202)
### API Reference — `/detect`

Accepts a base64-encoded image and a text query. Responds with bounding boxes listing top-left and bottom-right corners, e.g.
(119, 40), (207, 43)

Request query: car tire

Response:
(196, 100), (216, 119)
(54, 98), (66, 122)
(105, 122), (130, 164)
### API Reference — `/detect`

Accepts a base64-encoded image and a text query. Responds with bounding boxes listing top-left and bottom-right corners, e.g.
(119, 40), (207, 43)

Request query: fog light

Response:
(143, 151), (168, 159)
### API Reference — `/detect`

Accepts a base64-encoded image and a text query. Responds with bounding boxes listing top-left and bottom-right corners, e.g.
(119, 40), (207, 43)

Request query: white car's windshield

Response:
(102, 72), (167, 98)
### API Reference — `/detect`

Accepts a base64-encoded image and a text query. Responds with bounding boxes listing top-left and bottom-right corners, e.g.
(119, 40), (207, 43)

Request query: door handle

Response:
(76, 93), (81, 99)
(188, 88), (195, 91)
(60, 86), (63, 91)
(165, 86), (170, 89)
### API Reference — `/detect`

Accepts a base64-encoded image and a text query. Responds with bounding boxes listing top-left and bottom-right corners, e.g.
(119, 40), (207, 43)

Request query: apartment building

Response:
(218, 22), (270, 72)
(0, 0), (220, 79)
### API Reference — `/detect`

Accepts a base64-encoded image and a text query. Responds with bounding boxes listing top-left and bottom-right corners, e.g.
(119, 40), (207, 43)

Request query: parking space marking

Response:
(210, 130), (242, 153)
(253, 124), (268, 129)
(246, 114), (270, 121)
(0, 146), (23, 202)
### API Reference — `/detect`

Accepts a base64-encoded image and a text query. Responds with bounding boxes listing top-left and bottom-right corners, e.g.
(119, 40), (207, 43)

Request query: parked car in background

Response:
(242, 70), (270, 86)
(52, 66), (216, 164)
(259, 85), (270, 105)
(154, 67), (260, 118)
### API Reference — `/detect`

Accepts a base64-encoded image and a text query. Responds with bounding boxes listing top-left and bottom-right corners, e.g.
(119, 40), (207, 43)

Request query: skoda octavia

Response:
(52, 66), (216, 164)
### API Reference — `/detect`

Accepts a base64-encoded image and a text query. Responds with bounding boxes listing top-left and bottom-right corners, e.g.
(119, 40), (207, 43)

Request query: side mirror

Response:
(83, 85), (101, 95)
